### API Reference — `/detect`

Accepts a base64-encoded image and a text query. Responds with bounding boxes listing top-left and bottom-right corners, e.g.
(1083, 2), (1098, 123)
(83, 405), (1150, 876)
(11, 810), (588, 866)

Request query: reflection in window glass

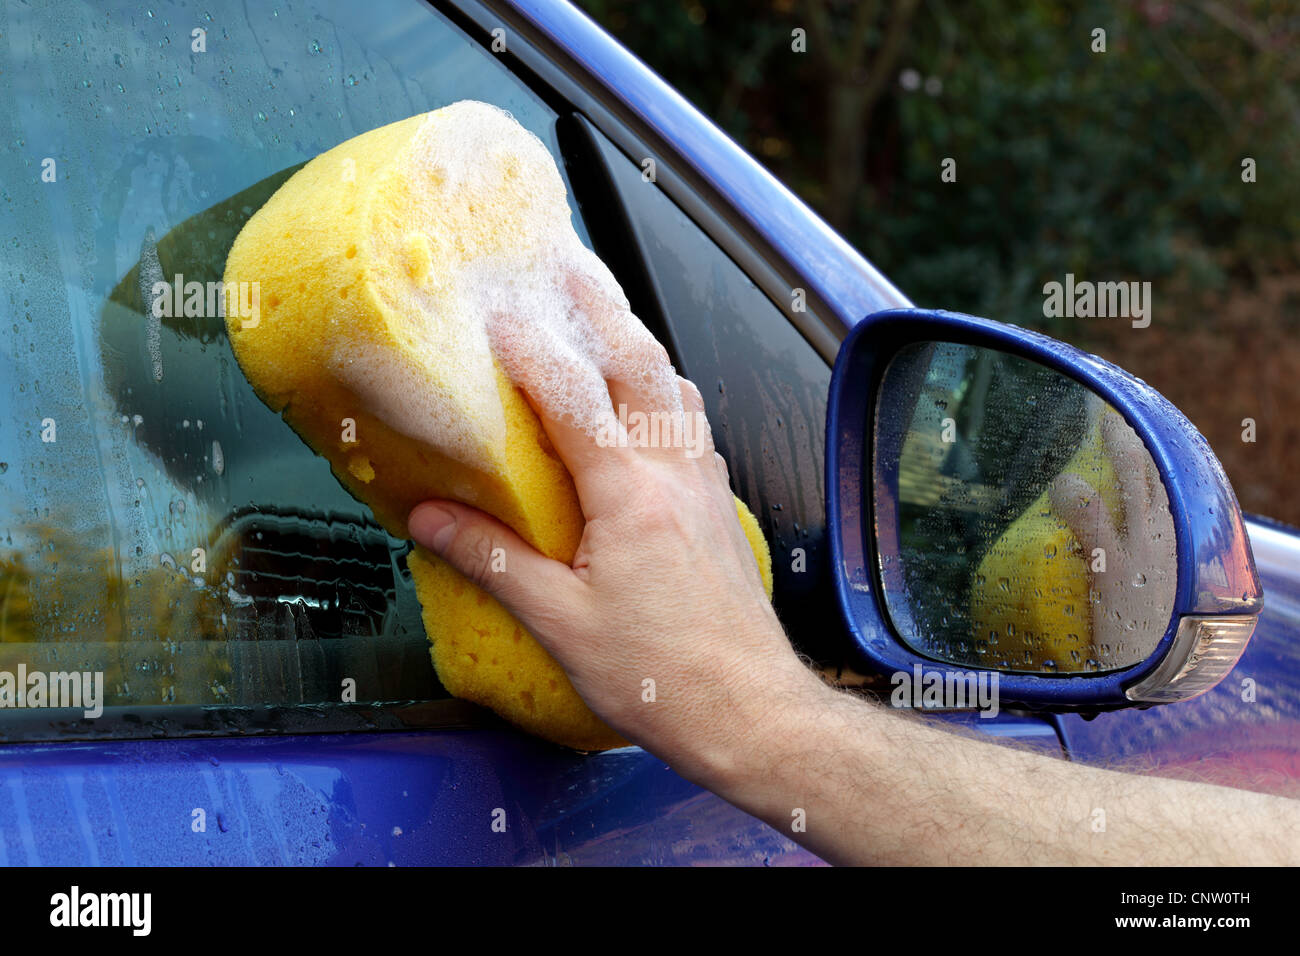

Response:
(0, 1), (588, 711)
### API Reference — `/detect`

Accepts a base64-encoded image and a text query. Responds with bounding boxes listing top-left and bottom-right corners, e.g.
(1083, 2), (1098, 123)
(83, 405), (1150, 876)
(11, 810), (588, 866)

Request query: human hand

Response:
(408, 367), (817, 786)
(1048, 408), (1177, 659)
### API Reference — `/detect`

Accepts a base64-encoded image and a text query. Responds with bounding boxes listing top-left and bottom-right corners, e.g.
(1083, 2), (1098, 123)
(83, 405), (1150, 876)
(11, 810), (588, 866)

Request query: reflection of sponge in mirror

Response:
(970, 417), (1118, 671)
(222, 102), (771, 751)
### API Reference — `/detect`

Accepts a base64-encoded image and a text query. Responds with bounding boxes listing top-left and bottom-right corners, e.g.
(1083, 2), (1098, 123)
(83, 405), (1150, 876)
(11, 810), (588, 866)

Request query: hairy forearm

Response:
(405, 368), (1297, 865)
(696, 666), (1300, 866)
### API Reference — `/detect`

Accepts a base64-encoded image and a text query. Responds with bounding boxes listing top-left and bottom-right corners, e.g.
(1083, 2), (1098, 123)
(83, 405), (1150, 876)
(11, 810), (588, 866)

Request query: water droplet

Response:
(1132, 572), (1146, 588)
(1043, 542), (1057, 559)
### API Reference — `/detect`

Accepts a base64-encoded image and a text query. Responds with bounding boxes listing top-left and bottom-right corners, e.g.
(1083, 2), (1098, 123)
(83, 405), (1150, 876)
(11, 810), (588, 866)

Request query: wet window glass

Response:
(0, 1), (591, 714)
(873, 342), (1178, 674)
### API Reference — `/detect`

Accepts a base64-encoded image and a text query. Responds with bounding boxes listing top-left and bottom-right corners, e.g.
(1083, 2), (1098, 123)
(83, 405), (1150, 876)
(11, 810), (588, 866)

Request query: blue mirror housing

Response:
(826, 308), (1262, 710)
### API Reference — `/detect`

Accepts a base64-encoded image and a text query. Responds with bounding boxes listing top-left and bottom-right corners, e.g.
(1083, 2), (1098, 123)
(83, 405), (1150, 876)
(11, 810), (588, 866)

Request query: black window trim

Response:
(436, 0), (846, 365)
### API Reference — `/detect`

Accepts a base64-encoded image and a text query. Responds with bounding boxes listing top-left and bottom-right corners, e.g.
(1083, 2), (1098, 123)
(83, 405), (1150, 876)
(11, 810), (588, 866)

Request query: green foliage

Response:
(579, 0), (1300, 334)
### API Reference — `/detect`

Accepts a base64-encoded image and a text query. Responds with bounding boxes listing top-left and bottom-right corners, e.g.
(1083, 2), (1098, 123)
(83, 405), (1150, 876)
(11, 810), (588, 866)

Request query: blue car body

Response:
(1, 0), (1296, 865)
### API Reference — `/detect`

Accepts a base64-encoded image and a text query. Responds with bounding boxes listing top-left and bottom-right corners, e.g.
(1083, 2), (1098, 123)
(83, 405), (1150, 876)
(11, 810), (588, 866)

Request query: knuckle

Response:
(680, 378), (706, 413)
(633, 486), (697, 536)
(630, 335), (671, 371)
(454, 526), (499, 590)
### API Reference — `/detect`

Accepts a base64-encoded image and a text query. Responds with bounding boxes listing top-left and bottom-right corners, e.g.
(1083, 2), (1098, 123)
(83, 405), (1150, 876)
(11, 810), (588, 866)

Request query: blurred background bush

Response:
(579, 0), (1300, 526)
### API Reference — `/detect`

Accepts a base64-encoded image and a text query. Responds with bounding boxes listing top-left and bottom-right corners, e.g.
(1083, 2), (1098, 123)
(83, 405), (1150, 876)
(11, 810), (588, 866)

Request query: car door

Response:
(13, 0), (1244, 868)
(0, 0), (858, 866)
(453, 0), (1300, 800)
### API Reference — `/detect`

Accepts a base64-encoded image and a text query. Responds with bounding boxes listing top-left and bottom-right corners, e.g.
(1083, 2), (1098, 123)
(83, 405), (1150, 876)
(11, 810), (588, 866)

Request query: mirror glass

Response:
(873, 342), (1177, 674)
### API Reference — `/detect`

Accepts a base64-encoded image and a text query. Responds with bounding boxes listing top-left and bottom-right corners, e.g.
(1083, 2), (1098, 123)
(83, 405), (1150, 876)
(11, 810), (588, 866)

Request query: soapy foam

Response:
(331, 101), (683, 473)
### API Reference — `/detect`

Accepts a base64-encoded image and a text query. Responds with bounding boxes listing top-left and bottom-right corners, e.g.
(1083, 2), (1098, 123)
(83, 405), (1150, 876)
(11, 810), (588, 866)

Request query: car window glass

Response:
(0, 0), (590, 716)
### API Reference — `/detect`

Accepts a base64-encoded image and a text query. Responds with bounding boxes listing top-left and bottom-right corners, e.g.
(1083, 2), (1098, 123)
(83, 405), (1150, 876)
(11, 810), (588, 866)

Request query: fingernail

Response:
(410, 503), (457, 552)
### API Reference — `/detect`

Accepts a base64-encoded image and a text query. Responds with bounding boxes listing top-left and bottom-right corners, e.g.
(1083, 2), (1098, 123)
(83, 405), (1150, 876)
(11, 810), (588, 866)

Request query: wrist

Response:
(689, 650), (839, 804)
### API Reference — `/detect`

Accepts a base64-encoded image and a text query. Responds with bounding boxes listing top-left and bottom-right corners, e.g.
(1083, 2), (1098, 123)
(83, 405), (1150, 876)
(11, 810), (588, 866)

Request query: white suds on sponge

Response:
(331, 100), (683, 472)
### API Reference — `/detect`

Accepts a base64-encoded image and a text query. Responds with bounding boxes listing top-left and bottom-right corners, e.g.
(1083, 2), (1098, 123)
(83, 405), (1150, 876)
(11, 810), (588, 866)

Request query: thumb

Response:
(407, 500), (583, 627)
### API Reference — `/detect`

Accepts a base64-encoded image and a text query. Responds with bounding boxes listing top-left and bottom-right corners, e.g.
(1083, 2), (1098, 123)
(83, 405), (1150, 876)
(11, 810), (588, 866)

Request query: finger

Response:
(486, 314), (636, 517)
(602, 339), (677, 419)
(603, 369), (703, 465)
(727, 493), (771, 596)
(681, 374), (753, 566)
(1101, 412), (1152, 531)
(565, 269), (681, 422)
(601, 347), (685, 463)
(1103, 412), (1175, 573)
(712, 453), (754, 560)
(1049, 472), (1120, 564)
(713, 451), (731, 489)
(676, 376), (718, 467)
(409, 500), (587, 627)
(619, 374), (716, 467)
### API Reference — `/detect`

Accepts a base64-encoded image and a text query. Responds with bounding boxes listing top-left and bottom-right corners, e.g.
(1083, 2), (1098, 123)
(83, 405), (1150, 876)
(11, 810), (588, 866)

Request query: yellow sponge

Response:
(970, 413), (1118, 672)
(222, 102), (772, 750)
(409, 495), (771, 751)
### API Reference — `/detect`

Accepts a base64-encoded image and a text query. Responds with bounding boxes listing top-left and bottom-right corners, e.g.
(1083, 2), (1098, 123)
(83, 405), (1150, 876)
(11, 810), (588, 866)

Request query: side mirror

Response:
(827, 308), (1262, 710)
